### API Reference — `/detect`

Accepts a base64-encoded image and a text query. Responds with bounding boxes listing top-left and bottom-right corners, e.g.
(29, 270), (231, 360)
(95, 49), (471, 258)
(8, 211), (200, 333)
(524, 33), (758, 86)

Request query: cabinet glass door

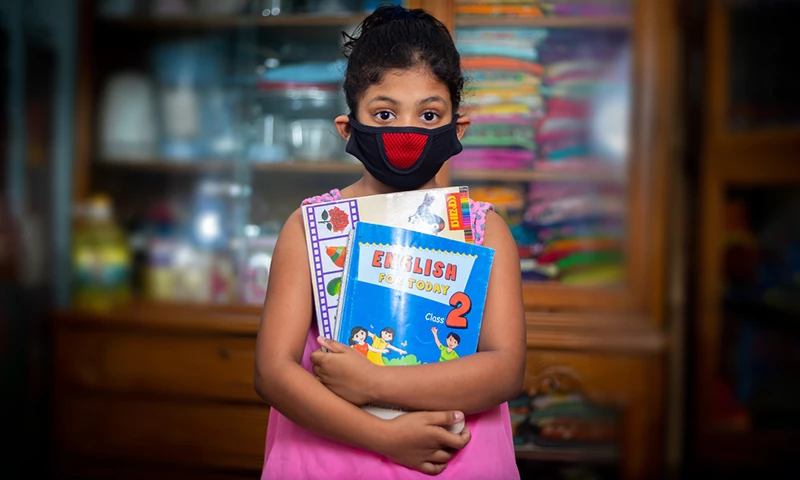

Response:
(80, 1), (376, 309)
(727, 1), (800, 131)
(709, 185), (800, 462)
(452, 0), (633, 309)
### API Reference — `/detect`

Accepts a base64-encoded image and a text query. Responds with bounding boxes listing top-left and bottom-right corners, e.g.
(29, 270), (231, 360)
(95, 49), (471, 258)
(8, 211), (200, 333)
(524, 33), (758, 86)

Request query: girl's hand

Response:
(312, 336), (379, 405)
(376, 411), (471, 475)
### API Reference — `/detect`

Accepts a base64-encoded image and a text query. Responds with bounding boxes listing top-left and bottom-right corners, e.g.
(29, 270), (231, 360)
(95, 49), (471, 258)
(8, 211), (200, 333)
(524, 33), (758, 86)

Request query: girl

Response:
(254, 5), (526, 479)
(349, 326), (386, 357)
(366, 326), (407, 365)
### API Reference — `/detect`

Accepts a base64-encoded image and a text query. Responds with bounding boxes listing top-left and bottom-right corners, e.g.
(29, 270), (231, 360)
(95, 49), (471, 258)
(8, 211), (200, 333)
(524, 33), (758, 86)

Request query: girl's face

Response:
(336, 66), (470, 136)
(353, 330), (366, 343)
(381, 330), (394, 342)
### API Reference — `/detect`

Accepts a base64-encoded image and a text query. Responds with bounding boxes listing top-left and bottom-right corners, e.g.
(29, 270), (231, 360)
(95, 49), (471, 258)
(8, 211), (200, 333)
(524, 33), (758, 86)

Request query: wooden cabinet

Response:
(55, 331), (259, 402)
(53, 0), (678, 478)
(52, 306), (266, 477)
(521, 349), (664, 479)
(690, 0), (800, 474)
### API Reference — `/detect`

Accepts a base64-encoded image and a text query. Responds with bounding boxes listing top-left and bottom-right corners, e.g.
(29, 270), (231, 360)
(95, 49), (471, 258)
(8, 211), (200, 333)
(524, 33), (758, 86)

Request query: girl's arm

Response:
(323, 211), (526, 414)
(255, 210), (472, 469)
(386, 344), (406, 354)
(377, 211), (525, 412)
(367, 344), (387, 353)
(254, 210), (388, 449)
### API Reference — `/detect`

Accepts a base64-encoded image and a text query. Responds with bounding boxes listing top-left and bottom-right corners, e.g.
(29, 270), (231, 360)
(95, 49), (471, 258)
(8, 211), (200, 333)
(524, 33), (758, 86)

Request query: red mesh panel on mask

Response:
(382, 133), (428, 169)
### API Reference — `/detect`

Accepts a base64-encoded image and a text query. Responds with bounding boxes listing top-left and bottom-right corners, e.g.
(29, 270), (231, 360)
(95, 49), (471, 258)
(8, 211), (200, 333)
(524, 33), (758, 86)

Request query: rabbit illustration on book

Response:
(407, 193), (445, 235)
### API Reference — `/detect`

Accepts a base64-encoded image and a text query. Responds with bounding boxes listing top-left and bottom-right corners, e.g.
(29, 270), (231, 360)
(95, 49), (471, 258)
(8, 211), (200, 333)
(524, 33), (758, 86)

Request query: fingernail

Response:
(453, 411), (464, 422)
(317, 336), (325, 343)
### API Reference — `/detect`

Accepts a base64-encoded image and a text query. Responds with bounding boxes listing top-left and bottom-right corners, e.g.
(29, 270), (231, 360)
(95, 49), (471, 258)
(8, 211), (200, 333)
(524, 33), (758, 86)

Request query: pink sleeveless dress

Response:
(261, 189), (519, 480)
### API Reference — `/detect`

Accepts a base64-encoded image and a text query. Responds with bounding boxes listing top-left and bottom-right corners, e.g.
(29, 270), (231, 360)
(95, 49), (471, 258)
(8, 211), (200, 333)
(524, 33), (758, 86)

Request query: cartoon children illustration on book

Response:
(431, 327), (460, 362)
(407, 193), (445, 235)
(366, 327), (407, 366)
(348, 326), (389, 357)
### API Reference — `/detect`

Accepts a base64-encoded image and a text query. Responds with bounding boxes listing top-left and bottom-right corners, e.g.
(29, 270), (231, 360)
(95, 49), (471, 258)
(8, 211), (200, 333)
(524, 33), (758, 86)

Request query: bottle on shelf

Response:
(71, 194), (132, 312)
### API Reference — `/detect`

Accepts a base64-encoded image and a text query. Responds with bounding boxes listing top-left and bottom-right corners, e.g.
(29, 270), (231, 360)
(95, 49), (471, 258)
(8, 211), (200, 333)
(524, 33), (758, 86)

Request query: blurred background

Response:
(1, 0), (799, 479)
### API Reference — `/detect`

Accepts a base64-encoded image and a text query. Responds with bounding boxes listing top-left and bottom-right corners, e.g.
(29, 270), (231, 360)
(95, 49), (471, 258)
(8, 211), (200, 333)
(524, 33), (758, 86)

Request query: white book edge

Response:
(362, 405), (465, 435)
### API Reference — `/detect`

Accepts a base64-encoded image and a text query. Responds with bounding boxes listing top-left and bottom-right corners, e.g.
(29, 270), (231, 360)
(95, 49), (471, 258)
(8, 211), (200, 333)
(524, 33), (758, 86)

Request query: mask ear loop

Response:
(376, 132), (435, 175)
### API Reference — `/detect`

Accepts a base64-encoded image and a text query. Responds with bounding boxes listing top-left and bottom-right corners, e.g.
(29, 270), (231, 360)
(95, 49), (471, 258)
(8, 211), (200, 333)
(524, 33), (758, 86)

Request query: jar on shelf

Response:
(150, 37), (228, 160)
(248, 81), (346, 162)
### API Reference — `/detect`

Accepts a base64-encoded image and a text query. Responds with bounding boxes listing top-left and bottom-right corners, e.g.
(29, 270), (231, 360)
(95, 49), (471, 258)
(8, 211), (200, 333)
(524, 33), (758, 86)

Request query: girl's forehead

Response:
(363, 67), (451, 106)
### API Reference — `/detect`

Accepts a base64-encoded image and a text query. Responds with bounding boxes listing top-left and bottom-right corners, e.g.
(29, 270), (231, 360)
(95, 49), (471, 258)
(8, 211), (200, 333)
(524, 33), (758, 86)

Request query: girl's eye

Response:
(376, 111), (395, 121)
(421, 112), (438, 122)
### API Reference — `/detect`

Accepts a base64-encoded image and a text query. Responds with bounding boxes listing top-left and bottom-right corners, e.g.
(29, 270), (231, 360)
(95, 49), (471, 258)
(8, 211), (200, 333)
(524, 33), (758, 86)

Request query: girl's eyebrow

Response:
(368, 95), (399, 105)
(419, 95), (446, 106)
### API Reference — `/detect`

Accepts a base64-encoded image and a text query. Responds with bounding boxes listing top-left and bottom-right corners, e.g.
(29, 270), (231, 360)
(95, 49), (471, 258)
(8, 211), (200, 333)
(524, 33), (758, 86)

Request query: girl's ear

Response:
(335, 115), (351, 141)
(455, 115), (471, 140)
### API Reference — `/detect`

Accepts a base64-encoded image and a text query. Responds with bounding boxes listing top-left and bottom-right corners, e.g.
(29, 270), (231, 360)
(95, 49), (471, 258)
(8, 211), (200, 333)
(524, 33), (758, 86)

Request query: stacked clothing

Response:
(469, 185), (526, 227)
(508, 369), (621, 454)
(452, 8), (631, 287)
(455, 28), (548, 169)
(520, 181), (625, 285)
(523, 391), (620, 450)
(454, 0), (629, 18)
(455, 0), (544, 18)
(535, 29), (629, 174)
(540, 0), (629, 17)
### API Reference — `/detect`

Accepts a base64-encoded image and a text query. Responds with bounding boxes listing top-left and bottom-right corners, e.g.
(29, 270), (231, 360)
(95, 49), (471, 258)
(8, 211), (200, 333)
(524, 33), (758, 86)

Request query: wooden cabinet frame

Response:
(693, 0), (800, 468)
(58, 1), (678, 478)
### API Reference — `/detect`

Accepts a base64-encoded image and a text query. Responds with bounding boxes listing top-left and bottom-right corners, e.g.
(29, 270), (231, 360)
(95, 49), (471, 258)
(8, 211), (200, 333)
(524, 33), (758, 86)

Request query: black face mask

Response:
(345, 114), (463, 190)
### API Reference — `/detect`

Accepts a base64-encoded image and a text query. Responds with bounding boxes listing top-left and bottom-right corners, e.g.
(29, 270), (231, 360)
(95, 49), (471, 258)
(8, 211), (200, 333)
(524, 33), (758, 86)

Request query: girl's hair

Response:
(349, 326), (367, 345)
(379, 327), (396, 342)
(341, 5), (464, 116)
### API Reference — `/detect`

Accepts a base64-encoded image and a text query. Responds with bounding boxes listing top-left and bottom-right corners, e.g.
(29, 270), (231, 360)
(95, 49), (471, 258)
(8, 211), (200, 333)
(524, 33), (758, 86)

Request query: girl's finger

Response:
(419, 461), (447, 476)
(309, 350), (323, 365)
(428, 449), (455, 464)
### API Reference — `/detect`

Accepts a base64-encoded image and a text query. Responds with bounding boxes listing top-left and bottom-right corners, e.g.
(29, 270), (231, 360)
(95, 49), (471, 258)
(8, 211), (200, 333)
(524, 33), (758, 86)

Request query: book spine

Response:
(304, 199), (361, 340)
(302, 204), (327, 338)
(459, 186), (474, 244)
(332, 228), (357, 342)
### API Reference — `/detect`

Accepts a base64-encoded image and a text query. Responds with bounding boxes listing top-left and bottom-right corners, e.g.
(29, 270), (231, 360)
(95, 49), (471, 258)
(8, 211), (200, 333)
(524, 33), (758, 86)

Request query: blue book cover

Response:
(334, 222), (495, 366)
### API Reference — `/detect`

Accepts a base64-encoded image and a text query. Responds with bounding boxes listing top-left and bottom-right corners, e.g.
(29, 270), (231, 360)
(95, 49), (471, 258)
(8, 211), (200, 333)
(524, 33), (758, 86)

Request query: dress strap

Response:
(469, 199), (495, 247)
(301, 189), (343, 206)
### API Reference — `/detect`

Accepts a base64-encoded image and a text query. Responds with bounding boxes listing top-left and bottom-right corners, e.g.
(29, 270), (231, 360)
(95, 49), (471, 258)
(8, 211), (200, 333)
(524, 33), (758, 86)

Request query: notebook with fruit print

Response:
(301, 186), (473, 340)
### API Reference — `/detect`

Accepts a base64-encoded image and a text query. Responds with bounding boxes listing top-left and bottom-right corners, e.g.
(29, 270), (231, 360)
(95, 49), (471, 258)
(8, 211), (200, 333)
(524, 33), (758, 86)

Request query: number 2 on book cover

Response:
(446, 291), (472, 329)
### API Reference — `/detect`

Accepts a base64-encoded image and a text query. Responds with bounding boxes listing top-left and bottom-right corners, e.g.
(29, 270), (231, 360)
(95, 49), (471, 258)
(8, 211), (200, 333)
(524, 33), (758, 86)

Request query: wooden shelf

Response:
(96, 159), (233, 173)
(451, 167), (625, 183)
(95, 158), (363, 175)
(253, 161), (362, 174)
(456, 16), (630, 29)
(97, 14), (367, 30)
(696, 430), (800, 470)
(525, 311), (667, 352)
(521, 282), (639, 314)
(515, 443), (618, 463)
(54, 301), (261, 335)
(54, 302), (667, 352)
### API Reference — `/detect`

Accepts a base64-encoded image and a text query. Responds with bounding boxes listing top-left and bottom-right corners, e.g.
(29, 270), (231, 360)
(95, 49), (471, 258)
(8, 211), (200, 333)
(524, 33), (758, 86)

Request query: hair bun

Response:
(361, 5), (423, 30)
